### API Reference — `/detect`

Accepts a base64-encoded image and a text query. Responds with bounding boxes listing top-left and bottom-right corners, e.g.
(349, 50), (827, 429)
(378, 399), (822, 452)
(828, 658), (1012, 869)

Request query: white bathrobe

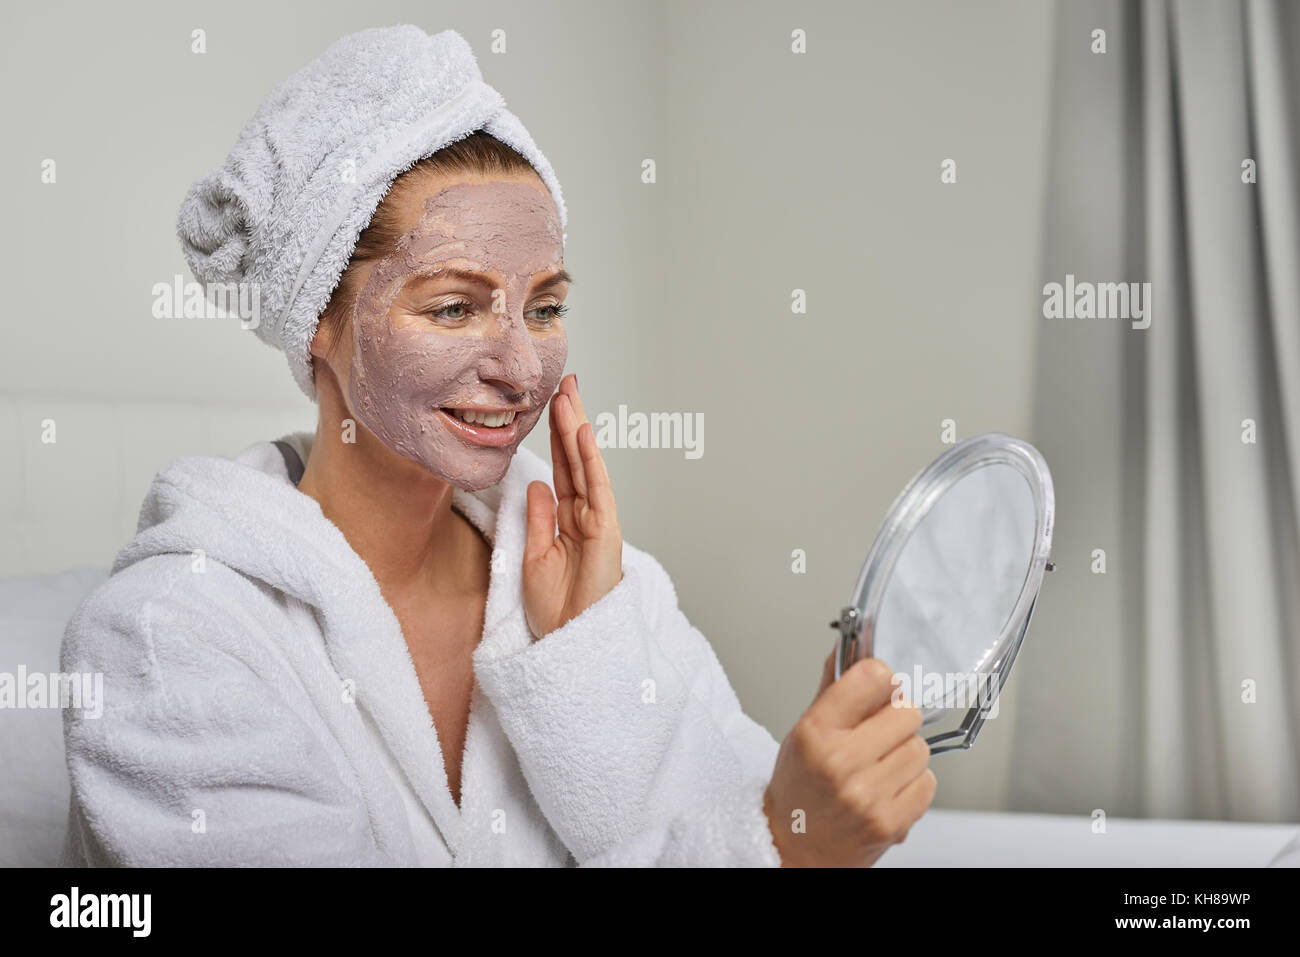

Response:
(59, 434), (783, 867)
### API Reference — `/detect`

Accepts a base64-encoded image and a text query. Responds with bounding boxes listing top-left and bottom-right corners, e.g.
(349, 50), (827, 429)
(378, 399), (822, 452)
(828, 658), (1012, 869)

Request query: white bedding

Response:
(877, 808), (1299, 867)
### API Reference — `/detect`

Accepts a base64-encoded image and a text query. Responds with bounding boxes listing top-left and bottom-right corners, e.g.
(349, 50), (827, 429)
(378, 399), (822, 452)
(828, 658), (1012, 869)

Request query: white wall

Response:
(635, 0), (1054, 810)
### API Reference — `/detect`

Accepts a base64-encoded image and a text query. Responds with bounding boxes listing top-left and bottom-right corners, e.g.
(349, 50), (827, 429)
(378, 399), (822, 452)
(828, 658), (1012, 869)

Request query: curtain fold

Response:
(1010, 0), (1300, 823)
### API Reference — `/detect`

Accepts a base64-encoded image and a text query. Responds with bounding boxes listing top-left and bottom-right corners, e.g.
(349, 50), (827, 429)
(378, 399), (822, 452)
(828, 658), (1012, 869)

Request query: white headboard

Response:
(0, 393), (312, 576)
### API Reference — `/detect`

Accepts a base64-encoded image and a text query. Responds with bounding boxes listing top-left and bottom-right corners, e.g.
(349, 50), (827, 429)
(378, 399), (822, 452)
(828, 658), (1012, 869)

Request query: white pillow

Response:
(0, 567), (108, 866)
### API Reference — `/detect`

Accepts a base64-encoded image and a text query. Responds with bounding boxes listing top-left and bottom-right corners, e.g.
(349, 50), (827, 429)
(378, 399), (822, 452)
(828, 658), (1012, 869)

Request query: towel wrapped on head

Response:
(176, 25), (567, 400)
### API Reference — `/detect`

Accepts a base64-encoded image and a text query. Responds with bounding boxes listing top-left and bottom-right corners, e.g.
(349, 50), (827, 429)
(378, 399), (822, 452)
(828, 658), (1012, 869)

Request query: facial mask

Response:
(346, 180), (567, 490)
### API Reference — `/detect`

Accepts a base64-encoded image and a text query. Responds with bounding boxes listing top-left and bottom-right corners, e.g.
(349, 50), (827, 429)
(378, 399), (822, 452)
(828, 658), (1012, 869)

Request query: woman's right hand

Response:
(762, 647), (937, 867)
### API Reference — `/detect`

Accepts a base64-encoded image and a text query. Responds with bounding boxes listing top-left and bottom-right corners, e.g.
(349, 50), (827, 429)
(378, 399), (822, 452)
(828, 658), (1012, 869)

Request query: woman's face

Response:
(332, 172), (568, 491)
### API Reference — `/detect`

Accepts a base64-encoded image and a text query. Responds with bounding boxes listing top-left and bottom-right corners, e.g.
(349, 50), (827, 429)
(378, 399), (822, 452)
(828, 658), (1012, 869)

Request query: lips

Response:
(435, 406), (523, 448)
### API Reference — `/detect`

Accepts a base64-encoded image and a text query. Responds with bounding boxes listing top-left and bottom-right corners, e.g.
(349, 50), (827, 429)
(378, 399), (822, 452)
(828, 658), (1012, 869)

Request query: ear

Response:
(307, 313), (348, 408)
(309, 315), (335, 360)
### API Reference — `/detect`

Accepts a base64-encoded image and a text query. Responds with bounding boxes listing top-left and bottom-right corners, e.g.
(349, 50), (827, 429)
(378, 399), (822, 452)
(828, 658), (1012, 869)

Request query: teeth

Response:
(450, 408), (516, 427)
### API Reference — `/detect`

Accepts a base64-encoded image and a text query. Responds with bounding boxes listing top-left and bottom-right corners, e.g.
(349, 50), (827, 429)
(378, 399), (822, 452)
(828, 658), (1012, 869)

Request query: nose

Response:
(477, 312), (544, 396)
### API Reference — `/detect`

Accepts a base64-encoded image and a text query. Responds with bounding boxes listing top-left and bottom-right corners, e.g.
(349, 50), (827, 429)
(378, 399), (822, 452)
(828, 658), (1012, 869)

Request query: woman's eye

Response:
(430, 300), (472, 322)
(530, 302), (569, 325)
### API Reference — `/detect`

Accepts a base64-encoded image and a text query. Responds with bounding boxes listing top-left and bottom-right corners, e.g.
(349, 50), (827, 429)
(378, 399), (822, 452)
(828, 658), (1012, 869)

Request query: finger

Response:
(549, 394), (575, 502)
(561, 373), (587, 423)
(852, 764), (934, 847)
(575, 420), (617, 521)
(808, 656), (898, 730)
(556, 392), (589, 501)
(844, 693), (925, 763)
(814, 642), (837, 703)
(874, 733), (932, 798)
(549, 401), (579, 540)
(894, 768), (938, 830)
(559, 374), (595, 485)
(523, 481), (557, 566)
(562, 375), (612, 519)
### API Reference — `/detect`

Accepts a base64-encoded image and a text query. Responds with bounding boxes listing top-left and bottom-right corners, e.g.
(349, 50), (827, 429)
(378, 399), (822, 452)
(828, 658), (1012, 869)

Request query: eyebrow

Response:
(533, 267), (574, 291)
(412, 266), (574, 291)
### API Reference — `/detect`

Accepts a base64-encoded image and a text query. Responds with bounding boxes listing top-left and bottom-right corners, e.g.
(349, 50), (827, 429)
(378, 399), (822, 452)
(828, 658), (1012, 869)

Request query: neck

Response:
(297, 372), (487, 601)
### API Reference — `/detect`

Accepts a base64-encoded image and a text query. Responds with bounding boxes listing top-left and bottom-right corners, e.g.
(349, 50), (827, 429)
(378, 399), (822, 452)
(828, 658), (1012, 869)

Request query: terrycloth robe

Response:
(59, 434), (783, 867)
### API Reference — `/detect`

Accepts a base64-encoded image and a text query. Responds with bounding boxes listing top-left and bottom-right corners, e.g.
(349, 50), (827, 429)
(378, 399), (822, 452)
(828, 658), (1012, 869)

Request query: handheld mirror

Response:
(830, 433), (1054, 754)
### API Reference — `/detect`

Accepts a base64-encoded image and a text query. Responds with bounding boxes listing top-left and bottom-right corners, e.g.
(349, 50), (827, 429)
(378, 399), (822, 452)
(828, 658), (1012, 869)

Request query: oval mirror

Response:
(831, 432), (1054, 754)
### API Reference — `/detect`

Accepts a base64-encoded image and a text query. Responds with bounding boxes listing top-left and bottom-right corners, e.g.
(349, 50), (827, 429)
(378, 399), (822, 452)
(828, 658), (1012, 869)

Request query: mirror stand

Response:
(925, 594), (1038, 754)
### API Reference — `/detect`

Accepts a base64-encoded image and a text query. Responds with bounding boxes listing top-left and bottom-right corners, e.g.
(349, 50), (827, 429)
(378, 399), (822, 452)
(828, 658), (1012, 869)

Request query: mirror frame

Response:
(830, 432), (1055, 754)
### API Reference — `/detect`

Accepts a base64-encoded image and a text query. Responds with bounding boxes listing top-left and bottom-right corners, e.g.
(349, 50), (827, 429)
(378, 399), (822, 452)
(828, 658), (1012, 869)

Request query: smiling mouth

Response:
(442, 408), (518, 427)
(435, 406), (525, 448)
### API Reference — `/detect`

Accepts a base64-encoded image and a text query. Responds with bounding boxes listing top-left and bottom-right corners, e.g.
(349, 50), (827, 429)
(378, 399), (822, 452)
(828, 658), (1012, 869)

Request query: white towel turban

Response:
(176, 25), (567, 400)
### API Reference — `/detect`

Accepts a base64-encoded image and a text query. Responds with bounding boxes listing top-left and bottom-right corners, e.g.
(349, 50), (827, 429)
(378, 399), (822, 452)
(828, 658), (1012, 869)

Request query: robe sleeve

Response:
(473, 551), (785, 867)
(59, 560), (398, 867)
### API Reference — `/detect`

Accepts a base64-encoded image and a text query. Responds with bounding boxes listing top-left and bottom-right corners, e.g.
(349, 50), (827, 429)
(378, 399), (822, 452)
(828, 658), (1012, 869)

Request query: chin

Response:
(385, 408), (544, 492)
(448, 463), (512, 492)
(427, 448), (516, 492)
(439, 414), (545, 491)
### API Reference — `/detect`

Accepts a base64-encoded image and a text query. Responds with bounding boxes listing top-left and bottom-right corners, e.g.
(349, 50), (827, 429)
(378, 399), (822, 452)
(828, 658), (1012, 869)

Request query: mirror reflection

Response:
(873, 462), (1037, 718)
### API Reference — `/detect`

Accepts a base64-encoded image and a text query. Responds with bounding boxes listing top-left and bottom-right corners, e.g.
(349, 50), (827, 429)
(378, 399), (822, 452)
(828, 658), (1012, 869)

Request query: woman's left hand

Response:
(522, 374), (624, 639)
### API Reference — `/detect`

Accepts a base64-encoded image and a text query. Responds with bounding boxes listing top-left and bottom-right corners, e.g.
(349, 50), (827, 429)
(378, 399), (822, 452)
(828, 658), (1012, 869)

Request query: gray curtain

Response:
(1009, 0), (1300, 823)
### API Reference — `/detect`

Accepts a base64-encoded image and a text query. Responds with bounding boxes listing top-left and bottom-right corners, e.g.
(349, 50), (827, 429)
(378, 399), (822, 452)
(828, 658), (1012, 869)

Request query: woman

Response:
(60, 25), (935, 867)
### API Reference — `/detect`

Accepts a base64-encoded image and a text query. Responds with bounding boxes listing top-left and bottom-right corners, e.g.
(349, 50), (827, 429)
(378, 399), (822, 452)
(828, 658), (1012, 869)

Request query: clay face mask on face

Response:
(346, 180), (568, 491)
